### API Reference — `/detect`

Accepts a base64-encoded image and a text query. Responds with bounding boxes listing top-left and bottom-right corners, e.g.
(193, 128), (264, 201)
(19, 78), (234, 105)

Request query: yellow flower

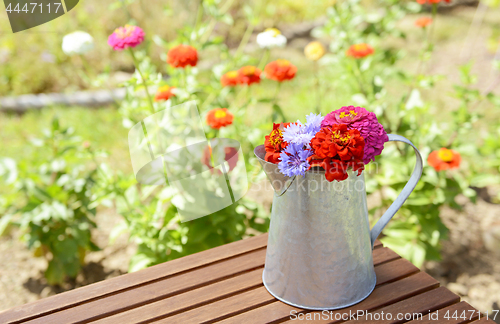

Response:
(304, 41), (326, 61)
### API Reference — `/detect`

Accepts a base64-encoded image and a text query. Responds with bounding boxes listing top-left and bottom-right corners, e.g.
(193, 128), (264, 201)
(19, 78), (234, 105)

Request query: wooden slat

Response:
(342, 287), (460, 324)
(22, 248), (267, 324)
(219, 270), (437, 324)
(372, 247), (400, 265)
(0, 229), (383, 324)
(94, 269), (264, 324)
(470, 317), (498, 324)
(90, 247), (397, 324)
(170, 257), (422, 324)
(406, 301), (480, 324)
(0, 234), (269, 324)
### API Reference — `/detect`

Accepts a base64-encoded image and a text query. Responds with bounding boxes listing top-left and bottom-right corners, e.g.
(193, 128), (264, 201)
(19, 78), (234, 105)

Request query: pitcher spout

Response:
(254, 145), (295, 196)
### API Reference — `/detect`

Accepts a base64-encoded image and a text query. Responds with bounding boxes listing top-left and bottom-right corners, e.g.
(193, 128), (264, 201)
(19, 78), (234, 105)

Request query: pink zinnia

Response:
(322, 106), (389, 164)
(108, 25), (145, 51)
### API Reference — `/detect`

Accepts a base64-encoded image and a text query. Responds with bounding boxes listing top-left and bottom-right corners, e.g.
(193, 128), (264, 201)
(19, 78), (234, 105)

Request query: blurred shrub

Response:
(0, 118), (101, 285)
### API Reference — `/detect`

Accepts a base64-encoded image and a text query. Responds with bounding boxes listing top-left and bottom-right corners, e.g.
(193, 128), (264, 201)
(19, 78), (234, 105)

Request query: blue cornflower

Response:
(305, 113), (323, 134)
(282, 121), (315, 147)
(278, 143), (313, 177)
(282, 113), (323, 147)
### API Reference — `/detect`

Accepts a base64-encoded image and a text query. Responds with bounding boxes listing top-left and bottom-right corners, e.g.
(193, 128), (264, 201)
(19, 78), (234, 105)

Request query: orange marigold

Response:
(238, 66), (262, 85)
(154, 85), (175, 102)
(221, 71), (241, 87)
(427, 148), (461, 171)
(415, 17), (433, 28)
(264, 59), (297, 82)
(167, 44), (198, 68)
(346, 43), (375, 59)
(206, 108), (233, 129)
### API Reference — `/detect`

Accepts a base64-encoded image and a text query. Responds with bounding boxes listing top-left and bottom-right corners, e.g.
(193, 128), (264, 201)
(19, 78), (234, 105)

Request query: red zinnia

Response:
(427, 148), (461, 171)
(221, 71), (241, 87)
(206, 108), (233, 129)
(309, 158), (364, 182)
(238, 66), (262, 85)
(346, 43), (374, 59)
(309, 124), (365, 182)
(154, 85), (175, 102)
(264, 59), (297, 82)
(264, 123), (290, 164)
(415, 17), (433, 28)
(310, 124), (365, 161)
(167, 44), (198, 68)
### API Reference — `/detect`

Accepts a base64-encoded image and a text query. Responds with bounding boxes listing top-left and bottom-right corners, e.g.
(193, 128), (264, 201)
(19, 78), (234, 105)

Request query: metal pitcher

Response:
(254, 134), (423, 310)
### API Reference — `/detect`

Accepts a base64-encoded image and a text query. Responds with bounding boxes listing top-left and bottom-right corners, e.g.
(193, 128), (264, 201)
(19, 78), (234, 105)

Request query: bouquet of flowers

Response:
(264, 106), (389, 182)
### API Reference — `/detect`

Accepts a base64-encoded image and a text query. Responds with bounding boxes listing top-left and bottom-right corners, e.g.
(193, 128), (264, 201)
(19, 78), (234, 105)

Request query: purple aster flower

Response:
(322, 106), (389, 164)
(304, 113), (323, 134)
(278, 143), (313, 177)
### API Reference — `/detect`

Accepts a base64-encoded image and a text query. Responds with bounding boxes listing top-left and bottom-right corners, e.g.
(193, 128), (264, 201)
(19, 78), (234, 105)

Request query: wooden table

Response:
(0, 234), (496, 324)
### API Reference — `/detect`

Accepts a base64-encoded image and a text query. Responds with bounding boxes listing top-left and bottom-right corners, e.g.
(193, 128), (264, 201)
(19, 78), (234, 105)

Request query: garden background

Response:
(0, 0), (499, 318)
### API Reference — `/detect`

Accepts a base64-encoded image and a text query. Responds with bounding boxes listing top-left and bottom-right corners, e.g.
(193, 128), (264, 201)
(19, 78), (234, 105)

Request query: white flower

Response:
(62, 31), (94, 55)
(256, 28), (287, 49)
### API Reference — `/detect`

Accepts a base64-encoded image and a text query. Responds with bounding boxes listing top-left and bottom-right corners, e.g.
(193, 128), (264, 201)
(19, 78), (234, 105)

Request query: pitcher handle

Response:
(370, 134), (423, 249)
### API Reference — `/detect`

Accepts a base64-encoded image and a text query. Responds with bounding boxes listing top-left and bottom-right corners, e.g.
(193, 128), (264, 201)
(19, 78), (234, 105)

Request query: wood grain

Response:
(342, 287), (460, 324)
(469, 317), (499, 324)
(22, 248), (267, 324)
(0, 234), (270, 324)
(94, 269), (264, 324)
(210, 261), (433, 324)
(94, 247), (395, 323)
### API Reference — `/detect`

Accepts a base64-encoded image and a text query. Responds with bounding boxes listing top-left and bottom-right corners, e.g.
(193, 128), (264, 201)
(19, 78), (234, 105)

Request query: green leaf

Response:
(45, 259), (65, 285)
(109, 221), (128, 244)
(272, 104), (286, 123)
(129, 253), (155, 272)
(411, 242), (426, 268)
(0, 214), (13, 237)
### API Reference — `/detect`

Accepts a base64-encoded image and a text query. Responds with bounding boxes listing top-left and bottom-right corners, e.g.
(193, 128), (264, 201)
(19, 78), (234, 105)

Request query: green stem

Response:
(258, 49), (271, 70)
(313, 61), (321, 114)
(271, 82), (283, 123)
(128, 48), (155, 114)
(235, 23), (255, 59)
(200, 0), (235, 44)
(231, 85), (249, 116)
(352, 59), (369, 99)
(180, 68), (187, 89)
(194, 0), (204, 35)
(273, 82), (282, 104)
(201, 92), (216, 110)
(79, 55), (95, 87)
(429, 4), (438, 46)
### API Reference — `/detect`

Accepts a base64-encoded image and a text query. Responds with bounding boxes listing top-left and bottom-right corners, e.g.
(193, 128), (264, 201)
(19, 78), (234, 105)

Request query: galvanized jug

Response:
(254, 134), (423, 310)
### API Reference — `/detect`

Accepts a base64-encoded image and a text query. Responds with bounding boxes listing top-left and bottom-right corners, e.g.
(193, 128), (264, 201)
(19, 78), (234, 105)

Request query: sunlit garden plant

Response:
(0, 118), (101, 285)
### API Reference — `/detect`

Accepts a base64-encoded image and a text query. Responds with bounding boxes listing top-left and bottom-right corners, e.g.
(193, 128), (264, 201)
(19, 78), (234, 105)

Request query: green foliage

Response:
(93, 167), (269, 271)
(1, 0), (500, 278)
(0, 118), (100, 284)
(313, 0), (500, 267)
